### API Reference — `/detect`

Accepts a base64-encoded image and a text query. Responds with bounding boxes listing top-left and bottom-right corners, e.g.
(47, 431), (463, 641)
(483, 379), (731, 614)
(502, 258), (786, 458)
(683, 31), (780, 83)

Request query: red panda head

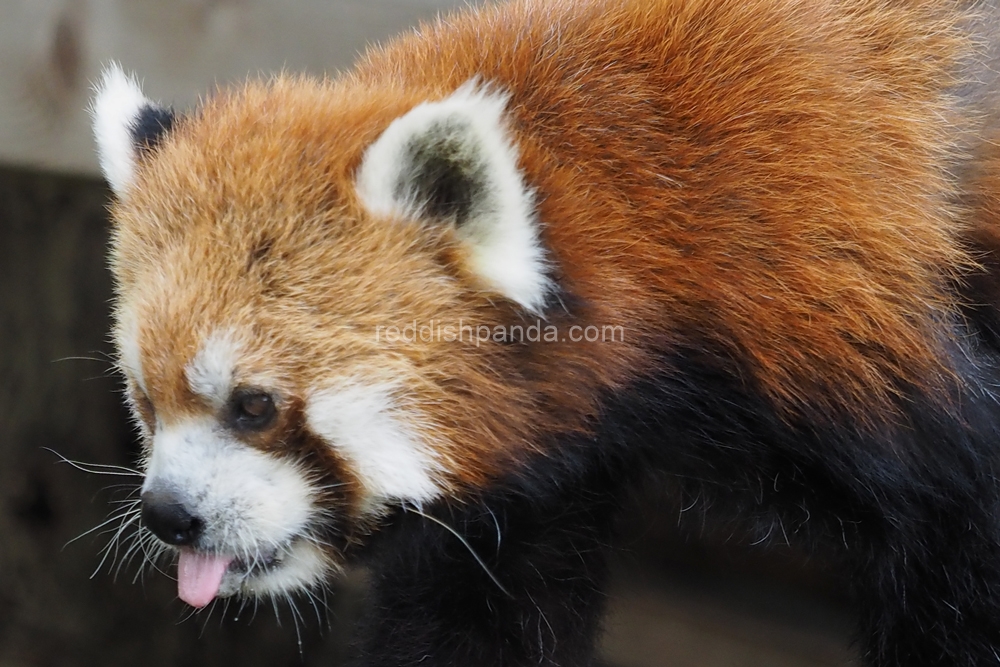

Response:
(91, 65), (600, 607)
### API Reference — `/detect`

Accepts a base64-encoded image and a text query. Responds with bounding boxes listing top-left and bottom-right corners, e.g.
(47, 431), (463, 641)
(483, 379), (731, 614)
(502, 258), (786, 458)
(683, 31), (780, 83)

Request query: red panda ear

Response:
(355, 81), (552, 314)
(91, 64), (176, 198)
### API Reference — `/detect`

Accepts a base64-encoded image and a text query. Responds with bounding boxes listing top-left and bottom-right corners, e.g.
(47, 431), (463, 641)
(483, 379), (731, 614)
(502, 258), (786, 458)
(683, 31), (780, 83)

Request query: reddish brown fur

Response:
(112, 0), (985, 496)
(349, 0), (975, 414)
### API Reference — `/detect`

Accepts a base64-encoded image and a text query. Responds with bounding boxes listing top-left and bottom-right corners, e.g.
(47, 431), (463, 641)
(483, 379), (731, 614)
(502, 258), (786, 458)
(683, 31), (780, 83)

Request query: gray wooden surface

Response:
(0, 0), (478, 176)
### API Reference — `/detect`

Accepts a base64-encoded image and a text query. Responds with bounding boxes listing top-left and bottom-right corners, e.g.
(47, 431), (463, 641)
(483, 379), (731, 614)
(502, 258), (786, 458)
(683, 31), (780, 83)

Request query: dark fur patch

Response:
(352, 450), (624, 666)
(281, 401), (368, 552)
(246, 236), (274, 270)
(577, 335), (1000, 667)
(131, 104), (175, 153)
(395, 118), (489, 226)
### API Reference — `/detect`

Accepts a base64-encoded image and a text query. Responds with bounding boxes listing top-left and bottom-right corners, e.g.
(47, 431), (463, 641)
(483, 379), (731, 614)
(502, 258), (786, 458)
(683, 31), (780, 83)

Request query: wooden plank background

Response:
(0, 0), (479, 175)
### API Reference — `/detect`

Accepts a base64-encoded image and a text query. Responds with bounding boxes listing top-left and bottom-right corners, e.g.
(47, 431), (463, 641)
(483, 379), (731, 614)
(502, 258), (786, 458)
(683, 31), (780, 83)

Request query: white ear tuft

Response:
(92, 64), (176, 197)
(91, 64), (148, 196)
(356, 81), (552, 314)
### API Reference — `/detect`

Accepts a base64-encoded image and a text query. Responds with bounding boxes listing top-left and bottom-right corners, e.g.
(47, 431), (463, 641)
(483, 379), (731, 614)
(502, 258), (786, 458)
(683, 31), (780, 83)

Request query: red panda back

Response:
(350, 0), (975, 420)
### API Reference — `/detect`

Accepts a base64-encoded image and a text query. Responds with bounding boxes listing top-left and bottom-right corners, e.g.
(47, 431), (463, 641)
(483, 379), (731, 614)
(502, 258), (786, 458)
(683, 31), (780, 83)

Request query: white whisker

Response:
(65, 505), (139, 548)
(404, 504), (512, 598)
(44, 448), (142, 477)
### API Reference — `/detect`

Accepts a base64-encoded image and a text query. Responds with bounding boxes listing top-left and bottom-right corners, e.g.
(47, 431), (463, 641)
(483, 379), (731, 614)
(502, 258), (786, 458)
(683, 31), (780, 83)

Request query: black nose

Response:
(141, 489), (203, 546)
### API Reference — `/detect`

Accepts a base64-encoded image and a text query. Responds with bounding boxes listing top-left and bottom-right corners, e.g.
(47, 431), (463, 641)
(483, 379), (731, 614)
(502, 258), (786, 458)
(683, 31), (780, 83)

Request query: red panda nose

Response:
(141, 489), (204, 546)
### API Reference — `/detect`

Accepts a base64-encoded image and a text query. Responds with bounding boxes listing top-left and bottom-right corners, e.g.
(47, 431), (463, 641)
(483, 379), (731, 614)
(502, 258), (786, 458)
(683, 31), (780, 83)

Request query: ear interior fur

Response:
(356, 82), (552, 314)
(91, 64), (175, 197)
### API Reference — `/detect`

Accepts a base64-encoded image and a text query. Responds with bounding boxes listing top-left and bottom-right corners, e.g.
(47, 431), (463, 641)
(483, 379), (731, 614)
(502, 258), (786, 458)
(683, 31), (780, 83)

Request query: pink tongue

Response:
(177, 550), (234, 608)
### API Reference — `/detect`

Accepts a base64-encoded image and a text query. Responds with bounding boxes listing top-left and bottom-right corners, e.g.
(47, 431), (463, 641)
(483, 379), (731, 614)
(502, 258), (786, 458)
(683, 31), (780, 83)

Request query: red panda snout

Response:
(140, 415), (331, 604)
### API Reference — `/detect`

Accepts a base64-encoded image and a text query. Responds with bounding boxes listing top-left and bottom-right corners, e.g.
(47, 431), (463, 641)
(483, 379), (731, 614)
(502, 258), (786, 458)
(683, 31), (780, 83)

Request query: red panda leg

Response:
(348, 458), (626, 667)
(852, 516), (1000, 667)
(844, 363), (1000, 664)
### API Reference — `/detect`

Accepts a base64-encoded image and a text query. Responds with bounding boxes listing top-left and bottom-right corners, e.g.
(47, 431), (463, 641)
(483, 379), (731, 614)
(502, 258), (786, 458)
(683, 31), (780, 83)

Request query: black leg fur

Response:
(351, 455), (628, 667)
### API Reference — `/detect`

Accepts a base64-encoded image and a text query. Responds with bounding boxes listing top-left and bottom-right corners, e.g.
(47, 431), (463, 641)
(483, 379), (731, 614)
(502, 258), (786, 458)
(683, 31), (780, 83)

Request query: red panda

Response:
(91, 0), (1000, 664)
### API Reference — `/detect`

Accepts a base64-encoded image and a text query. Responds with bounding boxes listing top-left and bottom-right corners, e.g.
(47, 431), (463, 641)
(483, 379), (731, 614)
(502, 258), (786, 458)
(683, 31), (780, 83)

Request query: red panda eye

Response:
(228, 390), (277, 432)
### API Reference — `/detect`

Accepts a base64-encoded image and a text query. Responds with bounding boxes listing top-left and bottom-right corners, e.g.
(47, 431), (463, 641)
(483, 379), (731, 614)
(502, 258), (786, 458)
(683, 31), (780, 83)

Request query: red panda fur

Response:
(98, 0), (1000, 665)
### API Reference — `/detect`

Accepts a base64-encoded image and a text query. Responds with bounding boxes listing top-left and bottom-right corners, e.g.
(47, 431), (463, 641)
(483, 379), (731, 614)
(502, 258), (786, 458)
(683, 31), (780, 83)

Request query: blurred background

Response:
(0, 1), (859, 665)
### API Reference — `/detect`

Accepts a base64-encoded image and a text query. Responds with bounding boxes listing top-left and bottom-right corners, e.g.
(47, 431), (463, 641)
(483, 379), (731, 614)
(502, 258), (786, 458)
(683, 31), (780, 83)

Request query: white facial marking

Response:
(91, 63), (150, 196)
(306, 379), (443, 507)
(224, 541), (335, 600)
(186, 330), (242, 408)
(355, 80), (552, 314)
(143, 418), (316, 559)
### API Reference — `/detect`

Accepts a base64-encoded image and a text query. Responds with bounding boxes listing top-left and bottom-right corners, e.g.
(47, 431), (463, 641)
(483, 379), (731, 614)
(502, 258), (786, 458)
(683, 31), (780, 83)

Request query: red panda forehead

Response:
(115, 239), (475, 389)
(115, 90), (394, 239)
(114, 199), (477, 338)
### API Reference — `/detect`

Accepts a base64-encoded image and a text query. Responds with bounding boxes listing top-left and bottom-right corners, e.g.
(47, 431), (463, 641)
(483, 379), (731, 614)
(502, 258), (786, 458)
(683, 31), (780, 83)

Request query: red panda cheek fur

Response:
(97, 0), (1000, 665)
